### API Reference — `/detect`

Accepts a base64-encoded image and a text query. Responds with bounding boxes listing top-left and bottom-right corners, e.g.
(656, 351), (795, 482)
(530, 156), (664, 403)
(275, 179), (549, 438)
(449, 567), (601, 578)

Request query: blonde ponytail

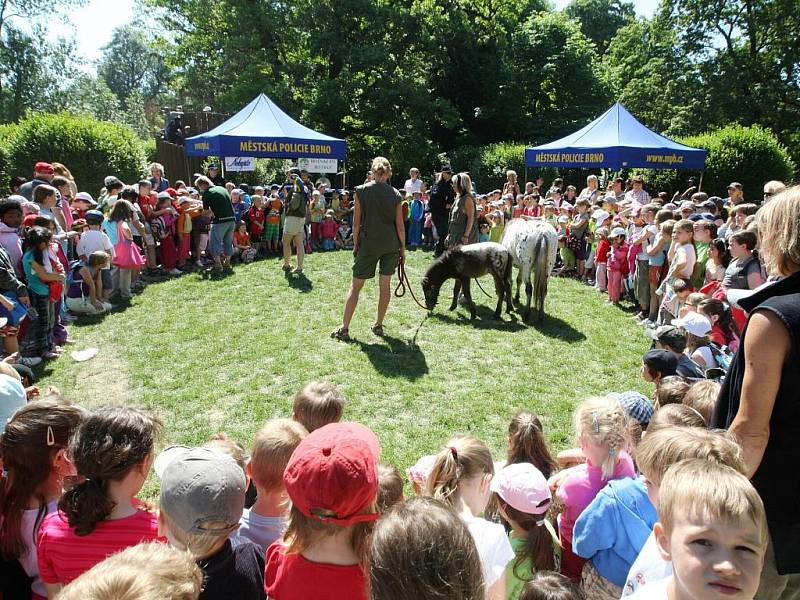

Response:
(574, 396), (629, 479)
(425, 437), (494, 506)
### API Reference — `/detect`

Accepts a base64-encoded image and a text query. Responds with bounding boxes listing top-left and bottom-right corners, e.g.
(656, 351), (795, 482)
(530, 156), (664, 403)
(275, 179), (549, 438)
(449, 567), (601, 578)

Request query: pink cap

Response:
(405, 454), (437, 486)
(490, 463), (551, 515)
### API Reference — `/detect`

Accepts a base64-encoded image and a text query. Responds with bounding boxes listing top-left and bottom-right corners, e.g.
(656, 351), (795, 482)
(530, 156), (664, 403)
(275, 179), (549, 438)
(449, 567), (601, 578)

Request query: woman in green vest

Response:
(331, 156), (405, 341)
(447, 172), (477, 248)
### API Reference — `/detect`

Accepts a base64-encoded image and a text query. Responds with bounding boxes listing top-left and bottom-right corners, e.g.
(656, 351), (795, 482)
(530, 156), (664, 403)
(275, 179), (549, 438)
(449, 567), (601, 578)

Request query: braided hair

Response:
(574, 397), (629, 479)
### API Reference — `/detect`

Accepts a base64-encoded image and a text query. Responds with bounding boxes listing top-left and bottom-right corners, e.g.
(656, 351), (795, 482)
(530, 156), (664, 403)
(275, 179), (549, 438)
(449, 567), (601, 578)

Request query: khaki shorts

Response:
(353, 251), (399, 280)
(283, 216), (305, 237)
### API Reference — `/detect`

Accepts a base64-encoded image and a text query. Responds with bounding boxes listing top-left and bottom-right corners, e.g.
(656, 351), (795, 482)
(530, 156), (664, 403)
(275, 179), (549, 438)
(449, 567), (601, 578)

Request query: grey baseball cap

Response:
(159, 447), (246, 535)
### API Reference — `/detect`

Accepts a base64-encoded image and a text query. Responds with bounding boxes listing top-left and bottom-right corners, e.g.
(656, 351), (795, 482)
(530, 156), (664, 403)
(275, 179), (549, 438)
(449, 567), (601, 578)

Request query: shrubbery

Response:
(3, 112), (146, 196)
(639, 124), (796, 198)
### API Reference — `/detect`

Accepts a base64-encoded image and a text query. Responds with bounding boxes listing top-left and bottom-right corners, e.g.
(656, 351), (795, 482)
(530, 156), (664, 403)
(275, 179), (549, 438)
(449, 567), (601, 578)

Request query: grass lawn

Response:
(41, 249), (651, 496)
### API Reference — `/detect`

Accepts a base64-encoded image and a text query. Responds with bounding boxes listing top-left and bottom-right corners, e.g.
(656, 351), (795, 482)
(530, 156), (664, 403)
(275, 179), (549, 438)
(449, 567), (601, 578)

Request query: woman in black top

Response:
(713, 186), (800, 596)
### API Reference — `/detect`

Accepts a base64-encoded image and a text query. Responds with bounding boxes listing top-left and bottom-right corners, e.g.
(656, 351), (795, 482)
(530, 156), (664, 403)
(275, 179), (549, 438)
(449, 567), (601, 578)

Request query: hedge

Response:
(639, 124), (796, 199)
(4, 112), (147, 196)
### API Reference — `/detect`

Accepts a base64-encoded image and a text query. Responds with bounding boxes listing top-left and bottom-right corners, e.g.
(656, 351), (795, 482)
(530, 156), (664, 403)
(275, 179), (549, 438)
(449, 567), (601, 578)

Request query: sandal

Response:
(330, 327), (351, 342)
(282, 264), (292, 272)
(371, 324), (385, 337)
(43, 350), (61, 360)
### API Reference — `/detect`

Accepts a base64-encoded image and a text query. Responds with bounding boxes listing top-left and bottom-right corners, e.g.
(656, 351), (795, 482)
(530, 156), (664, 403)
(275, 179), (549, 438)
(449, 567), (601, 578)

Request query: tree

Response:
(602, 16), (711, 137)
(97, 23), (168, 108)
(663, 0), (800, 164)
(564, 0), (635, 54)
(496, 12), (610, 143)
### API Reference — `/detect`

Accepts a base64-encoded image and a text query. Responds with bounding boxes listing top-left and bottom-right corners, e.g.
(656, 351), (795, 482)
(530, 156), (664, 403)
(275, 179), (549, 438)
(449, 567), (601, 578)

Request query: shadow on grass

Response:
(536, 313), (586, 343)
(429, 304), (527, 332)
(285, 271), (313, 293)
(353, 334), (428, 381)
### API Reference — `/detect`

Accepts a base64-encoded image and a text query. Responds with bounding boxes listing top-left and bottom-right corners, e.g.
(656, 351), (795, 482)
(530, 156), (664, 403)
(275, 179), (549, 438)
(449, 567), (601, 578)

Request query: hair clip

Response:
(591, 411), (601, 434)
(449, 446), (458, 460)
(608, 447), (618, 457)
(46, 425), (55, 446)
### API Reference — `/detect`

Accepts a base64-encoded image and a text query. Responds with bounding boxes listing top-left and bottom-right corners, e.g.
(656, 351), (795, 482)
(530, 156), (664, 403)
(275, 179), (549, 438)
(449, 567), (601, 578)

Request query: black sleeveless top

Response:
(713, 270), (800, 574)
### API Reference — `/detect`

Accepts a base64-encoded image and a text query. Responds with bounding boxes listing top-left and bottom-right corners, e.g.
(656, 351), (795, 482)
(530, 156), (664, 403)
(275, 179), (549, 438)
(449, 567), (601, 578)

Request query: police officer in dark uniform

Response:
(429, 165), (454, 257)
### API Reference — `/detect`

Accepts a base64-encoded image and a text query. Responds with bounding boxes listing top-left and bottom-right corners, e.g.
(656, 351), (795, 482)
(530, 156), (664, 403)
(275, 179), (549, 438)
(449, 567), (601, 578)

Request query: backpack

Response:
(288, 181), (308, 213)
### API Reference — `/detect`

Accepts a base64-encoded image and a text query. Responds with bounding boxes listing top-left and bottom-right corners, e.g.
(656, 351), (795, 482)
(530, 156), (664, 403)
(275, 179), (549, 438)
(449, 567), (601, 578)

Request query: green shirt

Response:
(355, 182), (401, 256)
(202, 186), (235, 223)
(691, 241), (710, 288)
(505, 521), (561, 600)
(286, 179), (309, 219)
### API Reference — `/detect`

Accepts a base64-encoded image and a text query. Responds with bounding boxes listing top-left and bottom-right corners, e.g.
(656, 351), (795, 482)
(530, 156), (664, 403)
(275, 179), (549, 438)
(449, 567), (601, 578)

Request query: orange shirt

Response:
(234, 230), (250, 247)
(266, 198), (283, 224)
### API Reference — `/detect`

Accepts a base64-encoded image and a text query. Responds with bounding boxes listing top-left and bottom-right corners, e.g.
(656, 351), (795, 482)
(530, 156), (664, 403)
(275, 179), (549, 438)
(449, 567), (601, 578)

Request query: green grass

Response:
(41, 250), (651, 496)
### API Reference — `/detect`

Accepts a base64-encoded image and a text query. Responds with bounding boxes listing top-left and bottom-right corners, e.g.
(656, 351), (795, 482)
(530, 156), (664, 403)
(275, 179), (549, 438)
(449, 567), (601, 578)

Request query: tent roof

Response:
(185, 93), (346, 160)
(525, 103), (706, 170)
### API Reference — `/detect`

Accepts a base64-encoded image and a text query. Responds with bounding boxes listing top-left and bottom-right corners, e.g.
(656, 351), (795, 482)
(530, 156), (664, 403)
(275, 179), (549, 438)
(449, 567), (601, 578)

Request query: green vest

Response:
(356, 182), (401, 255)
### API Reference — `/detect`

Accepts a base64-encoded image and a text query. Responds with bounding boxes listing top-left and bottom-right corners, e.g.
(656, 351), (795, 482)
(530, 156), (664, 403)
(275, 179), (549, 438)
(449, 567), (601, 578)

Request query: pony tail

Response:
(508, 412), (558, 479)
(425, 447), (461, 506)
(59, 478), (115, 536)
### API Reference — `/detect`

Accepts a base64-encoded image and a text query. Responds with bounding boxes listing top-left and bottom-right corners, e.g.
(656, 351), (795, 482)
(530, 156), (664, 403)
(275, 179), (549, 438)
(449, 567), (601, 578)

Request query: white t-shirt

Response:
(622, 531), (672, 596)
(462, 514), (515, 587)
(76, 229), (114, 269)
(690, 345), (717, 369)
(625, 574), (669, 600)
(404, 178), (423, 196)
(19, 499), (59, 598)
(230, 509), (286, 554)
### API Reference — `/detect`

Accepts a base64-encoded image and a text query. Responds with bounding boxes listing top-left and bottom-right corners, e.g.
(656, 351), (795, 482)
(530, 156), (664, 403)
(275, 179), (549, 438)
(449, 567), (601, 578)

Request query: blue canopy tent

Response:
(185, 93), (347, 161)
(524, 103), (706, 170)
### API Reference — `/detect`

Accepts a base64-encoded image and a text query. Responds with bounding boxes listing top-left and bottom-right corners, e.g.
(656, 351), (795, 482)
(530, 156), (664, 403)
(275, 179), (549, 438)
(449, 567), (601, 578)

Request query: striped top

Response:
(37, 507), (160, 585)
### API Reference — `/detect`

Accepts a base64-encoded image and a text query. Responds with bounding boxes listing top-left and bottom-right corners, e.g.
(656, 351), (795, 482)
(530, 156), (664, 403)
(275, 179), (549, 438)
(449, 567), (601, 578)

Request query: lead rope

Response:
(395, 257), (430, 311)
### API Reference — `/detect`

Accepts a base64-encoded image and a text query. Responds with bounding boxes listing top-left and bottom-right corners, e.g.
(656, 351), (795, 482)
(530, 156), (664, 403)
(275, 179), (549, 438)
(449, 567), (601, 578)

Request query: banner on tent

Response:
(225, 157), (256, 172)
(298, 158), (338, 173)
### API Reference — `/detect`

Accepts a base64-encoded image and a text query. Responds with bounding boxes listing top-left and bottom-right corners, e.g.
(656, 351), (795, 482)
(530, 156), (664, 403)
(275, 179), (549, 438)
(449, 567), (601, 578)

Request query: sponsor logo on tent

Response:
(297, 158), (338, 173)
(534, 152), (606, 164)
(225, 157), (257, 172)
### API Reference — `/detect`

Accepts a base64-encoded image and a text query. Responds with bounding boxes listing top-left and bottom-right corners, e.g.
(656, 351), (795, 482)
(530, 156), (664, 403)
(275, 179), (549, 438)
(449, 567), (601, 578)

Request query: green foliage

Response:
(233, 159), (291, 188)
(564, 0), (635, 54)
(4, 112), (146, 195)
(639, 124), (796, 197)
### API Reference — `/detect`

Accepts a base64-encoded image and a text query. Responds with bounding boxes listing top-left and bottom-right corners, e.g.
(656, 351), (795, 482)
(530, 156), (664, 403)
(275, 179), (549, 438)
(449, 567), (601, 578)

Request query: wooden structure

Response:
(155, 111), (228, 183)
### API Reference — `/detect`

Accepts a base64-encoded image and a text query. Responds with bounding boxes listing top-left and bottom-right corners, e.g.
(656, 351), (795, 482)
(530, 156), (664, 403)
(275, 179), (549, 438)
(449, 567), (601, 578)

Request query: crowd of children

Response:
(0, 375), (773, 600)
(0, 163), (792, 599)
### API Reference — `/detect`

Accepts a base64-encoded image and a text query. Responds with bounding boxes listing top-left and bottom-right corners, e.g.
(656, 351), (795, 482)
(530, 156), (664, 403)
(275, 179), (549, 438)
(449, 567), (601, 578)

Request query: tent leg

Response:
(698, 171), (704, 193)
(343, 162), (347, 189)
(524, 167), (528, 186)
(220, 157), (226, 180)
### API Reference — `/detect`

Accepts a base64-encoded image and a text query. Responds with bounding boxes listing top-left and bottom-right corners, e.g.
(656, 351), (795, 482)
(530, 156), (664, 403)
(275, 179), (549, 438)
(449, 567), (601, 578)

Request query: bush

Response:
(640, 124), (796, 199)
(4, 112), (147, 196)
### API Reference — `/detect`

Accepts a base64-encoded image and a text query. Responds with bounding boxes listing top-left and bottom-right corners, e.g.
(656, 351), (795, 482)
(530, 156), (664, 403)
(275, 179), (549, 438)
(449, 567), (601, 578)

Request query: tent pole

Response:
(220, 156), (226, 180)
(343, 161), (347, 189)
(524, 166), (528, 187)
(698, 171), (704, 193)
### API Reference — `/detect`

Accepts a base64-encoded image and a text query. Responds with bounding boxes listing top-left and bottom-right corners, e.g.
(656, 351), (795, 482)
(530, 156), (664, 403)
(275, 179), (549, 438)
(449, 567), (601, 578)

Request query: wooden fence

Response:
(155, 111), (228, 184)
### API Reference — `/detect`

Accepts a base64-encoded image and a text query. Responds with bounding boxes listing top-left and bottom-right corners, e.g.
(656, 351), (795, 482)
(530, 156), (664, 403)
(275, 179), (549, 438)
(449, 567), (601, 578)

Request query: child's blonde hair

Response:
(682, 380), (721, 424)
(292, 381), (346, 432)
(159, 510), (230, 559)
(574, 396), (629, 479)
(648, 404), (707, 431)
(250, 419), (307, 491)
(56, 541), (203, 600)
(425, 436), (494, 506)
(203, 433), (248, 472)
(635, 426), (744, 486)
(654, 376), (690, 409)
(658, 459), (768, 546)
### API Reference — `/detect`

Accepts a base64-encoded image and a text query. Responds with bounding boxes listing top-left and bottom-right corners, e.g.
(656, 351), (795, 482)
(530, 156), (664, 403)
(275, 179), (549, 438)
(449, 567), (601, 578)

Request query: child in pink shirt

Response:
(37, 407), (162, 595)
(607, 228), (630, 303)
(553, 396), (635, 583)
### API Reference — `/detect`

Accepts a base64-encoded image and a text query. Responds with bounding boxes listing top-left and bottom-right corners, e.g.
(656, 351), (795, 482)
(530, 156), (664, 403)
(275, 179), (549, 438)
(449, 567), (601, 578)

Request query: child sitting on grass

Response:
(292, 381), (346, 433)
(321, 209), (338, 251)
(233, 419), (307, 553)
(628, 459), (766, 600)
(265, 422), (381, 600)
(234, 222), (256, 264)
(159, 447), (265, 600)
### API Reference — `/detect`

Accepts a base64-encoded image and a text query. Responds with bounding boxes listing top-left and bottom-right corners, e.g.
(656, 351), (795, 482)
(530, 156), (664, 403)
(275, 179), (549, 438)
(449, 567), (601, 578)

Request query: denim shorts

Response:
(101, 269), (113, 290)
(210, 220), (236, 257)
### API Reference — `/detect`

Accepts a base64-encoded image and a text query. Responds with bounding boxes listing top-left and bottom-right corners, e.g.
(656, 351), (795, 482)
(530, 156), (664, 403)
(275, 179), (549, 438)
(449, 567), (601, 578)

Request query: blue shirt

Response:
(22, 250), (49, 296)
(573, 477), (657, 587)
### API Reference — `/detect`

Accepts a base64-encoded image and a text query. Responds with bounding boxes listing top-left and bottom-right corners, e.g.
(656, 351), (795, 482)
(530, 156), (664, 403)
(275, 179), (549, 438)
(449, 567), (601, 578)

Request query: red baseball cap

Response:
(34, 162), (54, 175)
(165, 187), (178, 198)
(284, 422), (381, 526)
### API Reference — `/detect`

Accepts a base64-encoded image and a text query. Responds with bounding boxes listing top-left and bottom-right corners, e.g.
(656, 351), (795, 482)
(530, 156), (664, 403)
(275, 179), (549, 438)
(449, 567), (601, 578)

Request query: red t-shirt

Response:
(320, 218), (338, 239)
(37, 508), (161, 585)
(249, 207), (266, 234)
(595, 238), (611, 263)
(264, 541), (367, 600)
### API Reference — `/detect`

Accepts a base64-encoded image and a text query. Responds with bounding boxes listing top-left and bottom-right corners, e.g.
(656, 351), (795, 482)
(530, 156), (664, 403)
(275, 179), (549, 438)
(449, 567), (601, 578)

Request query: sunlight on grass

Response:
(43, 250), (650, 491)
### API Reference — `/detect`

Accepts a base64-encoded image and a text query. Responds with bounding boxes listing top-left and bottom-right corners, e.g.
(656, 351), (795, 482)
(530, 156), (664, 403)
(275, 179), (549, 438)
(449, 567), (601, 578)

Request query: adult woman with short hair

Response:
(331, 157), (405, 341)
(713, 186), (800, 597)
